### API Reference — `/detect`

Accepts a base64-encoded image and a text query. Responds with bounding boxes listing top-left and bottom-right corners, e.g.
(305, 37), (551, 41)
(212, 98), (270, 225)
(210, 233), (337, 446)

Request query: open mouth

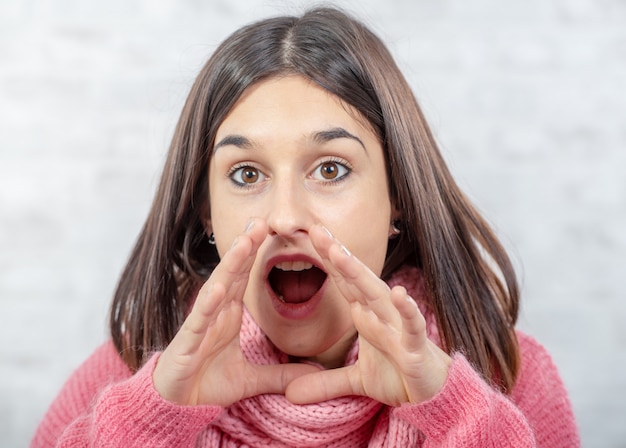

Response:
(267, 261), (327, 304)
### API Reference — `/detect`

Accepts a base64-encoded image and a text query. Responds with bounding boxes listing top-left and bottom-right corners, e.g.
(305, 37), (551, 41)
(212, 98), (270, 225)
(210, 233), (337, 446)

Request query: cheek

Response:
(207, 188), (242, 257)
(213, 220), (247, 258)
(329, 198), (391, 276)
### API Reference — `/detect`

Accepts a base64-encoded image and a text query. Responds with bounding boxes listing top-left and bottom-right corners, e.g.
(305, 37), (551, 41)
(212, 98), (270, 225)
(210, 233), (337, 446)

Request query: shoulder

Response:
(31, 340), (134, 445)
(57, 340), (132, 411)
(511, 330), (572, 409)
(76, 339), (133, 382)
(509, 332), (581, 446)
(515, 331), (563, 384)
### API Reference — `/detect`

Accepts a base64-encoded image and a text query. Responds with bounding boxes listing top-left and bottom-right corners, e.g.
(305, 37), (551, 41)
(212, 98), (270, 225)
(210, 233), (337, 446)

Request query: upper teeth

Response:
(275, 261), (313, 272)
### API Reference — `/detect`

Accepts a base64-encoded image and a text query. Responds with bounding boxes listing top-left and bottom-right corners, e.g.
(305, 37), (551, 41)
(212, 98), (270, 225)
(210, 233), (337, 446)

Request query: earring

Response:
(208, 233), (216, 245)
(389, 220), (401, 239)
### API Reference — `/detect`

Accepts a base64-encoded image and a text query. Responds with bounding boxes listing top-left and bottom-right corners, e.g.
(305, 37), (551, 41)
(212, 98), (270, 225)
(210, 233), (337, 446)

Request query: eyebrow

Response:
(213, 135), (253, 152)
(311, 127), (366, 151)
(213, 127), (366, 153)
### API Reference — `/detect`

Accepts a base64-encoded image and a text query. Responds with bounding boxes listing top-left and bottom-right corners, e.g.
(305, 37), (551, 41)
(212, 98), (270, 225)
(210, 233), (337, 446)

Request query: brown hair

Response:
(110, 6), (520, 392)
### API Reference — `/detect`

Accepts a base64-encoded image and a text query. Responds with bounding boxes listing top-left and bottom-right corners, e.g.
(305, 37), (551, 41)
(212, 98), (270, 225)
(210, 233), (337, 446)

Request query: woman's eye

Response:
(229, 166), (264, 185)
(313, 161), (350, 181)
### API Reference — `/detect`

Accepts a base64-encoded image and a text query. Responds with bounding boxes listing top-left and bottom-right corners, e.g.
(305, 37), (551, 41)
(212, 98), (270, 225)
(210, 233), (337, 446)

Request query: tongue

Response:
(270, 268), (326, 304)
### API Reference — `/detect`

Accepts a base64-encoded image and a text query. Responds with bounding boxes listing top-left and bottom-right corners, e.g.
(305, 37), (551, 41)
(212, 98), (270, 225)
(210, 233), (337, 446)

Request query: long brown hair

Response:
(110, 6), (520, 392)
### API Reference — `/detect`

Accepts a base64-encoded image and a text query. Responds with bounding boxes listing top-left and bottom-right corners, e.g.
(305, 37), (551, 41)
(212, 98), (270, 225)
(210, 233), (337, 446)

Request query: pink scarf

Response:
(205, 266), (438, 447)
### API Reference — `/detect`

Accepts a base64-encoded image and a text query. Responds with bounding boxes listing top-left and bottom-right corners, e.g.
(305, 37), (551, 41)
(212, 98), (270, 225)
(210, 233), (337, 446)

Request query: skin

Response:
(210, 75), (394, 368)
(153, 75), (451, 408)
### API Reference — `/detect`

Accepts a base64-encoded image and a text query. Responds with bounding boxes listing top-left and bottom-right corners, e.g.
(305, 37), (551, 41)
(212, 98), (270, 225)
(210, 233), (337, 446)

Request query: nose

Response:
(264, 178), (312, 240)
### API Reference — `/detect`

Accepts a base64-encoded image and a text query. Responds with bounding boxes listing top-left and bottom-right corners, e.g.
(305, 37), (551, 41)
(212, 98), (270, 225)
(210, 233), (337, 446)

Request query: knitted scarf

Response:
(205, 266), (439, 447)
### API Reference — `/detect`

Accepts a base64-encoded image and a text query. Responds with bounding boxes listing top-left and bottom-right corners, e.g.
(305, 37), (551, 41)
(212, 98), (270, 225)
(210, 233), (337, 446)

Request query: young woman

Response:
(32, 6), (580, 447)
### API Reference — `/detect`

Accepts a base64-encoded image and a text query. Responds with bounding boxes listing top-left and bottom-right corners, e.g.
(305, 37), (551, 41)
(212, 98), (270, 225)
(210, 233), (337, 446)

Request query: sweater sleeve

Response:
(31, 340), (222, 448)
(392, 331), (580, 447)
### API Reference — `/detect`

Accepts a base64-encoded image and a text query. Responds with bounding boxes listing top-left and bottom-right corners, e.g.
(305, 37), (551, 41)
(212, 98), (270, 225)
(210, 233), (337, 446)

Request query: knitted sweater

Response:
(31, 268), (580, 447)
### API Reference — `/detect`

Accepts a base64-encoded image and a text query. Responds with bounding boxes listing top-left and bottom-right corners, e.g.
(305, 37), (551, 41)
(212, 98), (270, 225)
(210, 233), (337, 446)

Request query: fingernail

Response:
(245, 219), (255, 233)
(340, 243), (351, 257)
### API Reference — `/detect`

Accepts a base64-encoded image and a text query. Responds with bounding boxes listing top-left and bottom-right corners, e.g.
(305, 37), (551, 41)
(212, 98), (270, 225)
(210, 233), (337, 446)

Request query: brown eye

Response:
(320, 162), (338, 179)
(242, 167), (259, 183)
(230, 165), (264, 186)
(313, 160), (350, 182)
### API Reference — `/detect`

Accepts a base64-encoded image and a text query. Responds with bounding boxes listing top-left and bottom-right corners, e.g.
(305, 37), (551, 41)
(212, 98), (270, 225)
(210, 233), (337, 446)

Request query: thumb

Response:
(285, 366), (358, 404)
(248, 363), (322, 398)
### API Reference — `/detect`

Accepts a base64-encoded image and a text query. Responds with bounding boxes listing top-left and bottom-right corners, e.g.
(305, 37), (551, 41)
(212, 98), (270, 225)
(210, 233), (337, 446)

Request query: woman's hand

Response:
(153, 218), (318, 407)
(286, 224), (452, 407)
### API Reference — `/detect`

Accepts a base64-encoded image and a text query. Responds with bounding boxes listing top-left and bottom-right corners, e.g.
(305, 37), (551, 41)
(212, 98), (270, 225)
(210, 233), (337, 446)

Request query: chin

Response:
(271, 325), (358, 369)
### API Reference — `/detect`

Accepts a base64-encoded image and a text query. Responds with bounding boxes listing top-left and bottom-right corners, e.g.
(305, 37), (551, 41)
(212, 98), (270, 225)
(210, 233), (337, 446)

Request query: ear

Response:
(199, 199), (213, 236)
(202, 216), (213, 237)
(390, 201), (402, 222)
(387, 202), (403, 239)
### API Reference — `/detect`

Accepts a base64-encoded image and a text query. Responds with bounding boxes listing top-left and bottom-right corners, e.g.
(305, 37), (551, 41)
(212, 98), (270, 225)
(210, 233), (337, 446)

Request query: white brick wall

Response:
(1, 0), (624, 446)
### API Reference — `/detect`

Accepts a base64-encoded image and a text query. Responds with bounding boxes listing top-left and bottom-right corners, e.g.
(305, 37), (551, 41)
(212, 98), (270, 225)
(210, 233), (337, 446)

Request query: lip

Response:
(264, 254), (328, 320)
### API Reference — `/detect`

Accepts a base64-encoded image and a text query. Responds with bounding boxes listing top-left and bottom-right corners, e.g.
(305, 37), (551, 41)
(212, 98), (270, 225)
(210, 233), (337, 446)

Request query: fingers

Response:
(390, 287), (427, 353)
(183, 283), (227, 341)
(201, 217), (267, 307)
(176, 218), (269, 355)
(205, 217), (268, 293)
(309, 224), (362, 285)
(309, 224), (399, 325)
(310, 223), (428, 353)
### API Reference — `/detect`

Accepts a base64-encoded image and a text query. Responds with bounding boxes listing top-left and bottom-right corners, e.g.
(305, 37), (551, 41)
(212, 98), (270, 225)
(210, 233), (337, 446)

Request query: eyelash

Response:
(311, 157), (352, 184)
(226, 162), (264, 188)
(226, 157), (353, 188)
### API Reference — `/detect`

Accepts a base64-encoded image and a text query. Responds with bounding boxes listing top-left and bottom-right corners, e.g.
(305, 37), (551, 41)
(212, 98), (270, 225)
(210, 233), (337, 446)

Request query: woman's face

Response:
(209, 75), (394, 367)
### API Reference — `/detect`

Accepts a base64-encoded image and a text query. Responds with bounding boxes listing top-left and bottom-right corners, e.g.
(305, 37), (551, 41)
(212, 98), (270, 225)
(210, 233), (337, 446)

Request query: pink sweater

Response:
(31, 269), (580, 447)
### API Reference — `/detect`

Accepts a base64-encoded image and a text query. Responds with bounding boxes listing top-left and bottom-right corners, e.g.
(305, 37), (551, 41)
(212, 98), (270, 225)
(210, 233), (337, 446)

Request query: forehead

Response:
(215, 75), (378, 142)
